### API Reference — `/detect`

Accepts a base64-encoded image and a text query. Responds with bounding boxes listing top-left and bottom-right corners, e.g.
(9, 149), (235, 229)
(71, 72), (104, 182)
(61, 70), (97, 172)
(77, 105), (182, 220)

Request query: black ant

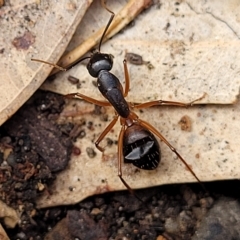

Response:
(32, 0), (205, 196)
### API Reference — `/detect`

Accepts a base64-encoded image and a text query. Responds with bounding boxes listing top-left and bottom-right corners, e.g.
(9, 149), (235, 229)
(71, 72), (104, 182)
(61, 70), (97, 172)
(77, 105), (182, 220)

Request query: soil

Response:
(0, 91), (240, 240)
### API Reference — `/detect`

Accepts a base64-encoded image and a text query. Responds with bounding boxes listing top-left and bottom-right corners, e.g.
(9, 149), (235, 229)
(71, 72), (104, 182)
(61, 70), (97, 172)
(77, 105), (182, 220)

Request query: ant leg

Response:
(134, 93), (206, 109)
(117, 121), (143, 202)
(123, 60), (130, 97)
(117, 124), (124, 182)
(95, 114), (119, 152)
(136, 118), (202, 183)
(65, 93), (111, 107)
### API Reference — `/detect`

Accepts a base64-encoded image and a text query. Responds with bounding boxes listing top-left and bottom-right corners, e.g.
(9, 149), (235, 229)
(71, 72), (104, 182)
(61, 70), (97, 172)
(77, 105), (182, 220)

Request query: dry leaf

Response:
(37, 0), (240, 207)
(0, 0), (92, 126)
(0, 200), (19, 228)
(37, 98), (240, 207)
(42, 0), (240, 104)
(0, 224), (10, 240)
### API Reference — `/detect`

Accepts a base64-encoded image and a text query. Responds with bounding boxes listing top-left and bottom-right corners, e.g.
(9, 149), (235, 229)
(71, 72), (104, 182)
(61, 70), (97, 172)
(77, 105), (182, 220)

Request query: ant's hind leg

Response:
(136, 118), (202, 183)
(117, 122), (144, 202)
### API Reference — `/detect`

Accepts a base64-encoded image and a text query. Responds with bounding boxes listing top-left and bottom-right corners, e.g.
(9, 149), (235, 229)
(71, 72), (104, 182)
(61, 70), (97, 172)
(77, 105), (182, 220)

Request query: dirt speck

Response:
(178, 115), (192, 132)
(12, 31), (35, 50)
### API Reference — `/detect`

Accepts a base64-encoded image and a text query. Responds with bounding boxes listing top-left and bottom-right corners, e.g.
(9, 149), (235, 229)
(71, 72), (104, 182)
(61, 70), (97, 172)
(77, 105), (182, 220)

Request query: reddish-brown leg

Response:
(95, 114), (119, 152)
(65, 93), (111, 107)
(133, 117), (202, 183)
(117, 122), (126, 185)
(117, 119), (143, 202)
(123, 60), (130, 97)
(133, 93), (206, 109)
(66, 93), (119, 152)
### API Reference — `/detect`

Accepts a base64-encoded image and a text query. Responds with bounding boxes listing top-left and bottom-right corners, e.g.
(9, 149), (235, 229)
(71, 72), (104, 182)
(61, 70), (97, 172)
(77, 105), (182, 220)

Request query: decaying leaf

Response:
(37, 98), (240, 207)
(1, 0), (240, 208)
(36, 0), (240, 207)
(0, 0), (92, 126)
(42, 0), (240, 104)
(0, 200), (19, 228)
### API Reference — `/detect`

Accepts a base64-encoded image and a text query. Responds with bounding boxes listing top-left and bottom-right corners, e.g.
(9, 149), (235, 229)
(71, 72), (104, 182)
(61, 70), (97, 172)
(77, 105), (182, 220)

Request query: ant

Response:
(32, 0), (205, 196)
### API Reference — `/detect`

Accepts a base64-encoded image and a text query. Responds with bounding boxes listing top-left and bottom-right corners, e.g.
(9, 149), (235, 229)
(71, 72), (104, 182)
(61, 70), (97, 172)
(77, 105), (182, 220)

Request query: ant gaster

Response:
(32, 0), (205, 195)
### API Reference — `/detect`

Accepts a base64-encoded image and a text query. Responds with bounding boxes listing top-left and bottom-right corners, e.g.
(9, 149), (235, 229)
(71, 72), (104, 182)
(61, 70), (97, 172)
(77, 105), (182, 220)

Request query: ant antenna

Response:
(99, 0), (115, 52)
(31, 56), (91, 72)
(31, 58), (67, 71)
(66, 56), (91, 71)
(31, 0), (115, 73)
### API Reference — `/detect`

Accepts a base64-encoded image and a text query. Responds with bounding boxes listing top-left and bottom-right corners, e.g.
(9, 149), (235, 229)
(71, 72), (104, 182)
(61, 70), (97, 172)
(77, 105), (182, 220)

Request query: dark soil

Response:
(0, 92), (73, 207)
(0, 91), (240, 240)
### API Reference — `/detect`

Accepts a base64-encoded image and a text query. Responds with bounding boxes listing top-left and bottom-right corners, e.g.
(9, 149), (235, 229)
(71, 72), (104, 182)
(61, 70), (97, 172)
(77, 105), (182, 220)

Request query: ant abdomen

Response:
(123, 124), (161, 170)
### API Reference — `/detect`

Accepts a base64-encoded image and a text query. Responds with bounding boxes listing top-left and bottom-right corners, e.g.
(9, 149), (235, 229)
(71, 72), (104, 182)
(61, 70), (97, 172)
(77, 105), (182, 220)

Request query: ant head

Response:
(87, 52), (113, 78)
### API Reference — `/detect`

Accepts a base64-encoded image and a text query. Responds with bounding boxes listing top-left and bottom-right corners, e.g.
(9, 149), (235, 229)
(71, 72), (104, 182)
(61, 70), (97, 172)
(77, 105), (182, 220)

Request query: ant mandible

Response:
(32, 0), (205, 194)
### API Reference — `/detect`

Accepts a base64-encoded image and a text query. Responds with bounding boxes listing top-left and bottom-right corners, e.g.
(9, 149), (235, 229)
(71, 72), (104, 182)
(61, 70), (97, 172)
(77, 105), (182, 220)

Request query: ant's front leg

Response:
(65, 93), (111, 107)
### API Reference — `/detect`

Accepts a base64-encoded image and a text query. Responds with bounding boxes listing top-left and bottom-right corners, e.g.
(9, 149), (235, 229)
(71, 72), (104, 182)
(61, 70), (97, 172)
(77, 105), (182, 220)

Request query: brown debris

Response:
(178, 115), (192, 132)
(12, 31), (35, 50)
